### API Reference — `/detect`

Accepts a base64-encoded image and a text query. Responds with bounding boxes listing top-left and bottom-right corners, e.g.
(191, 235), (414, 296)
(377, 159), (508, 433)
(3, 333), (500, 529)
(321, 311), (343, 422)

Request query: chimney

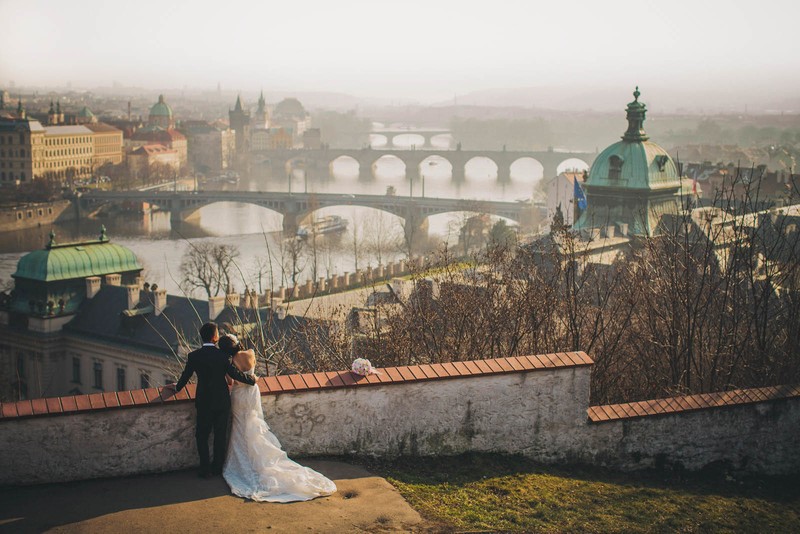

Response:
(605, 225), (616, 239)
(153, 289), (167, 316)
(126, 285), (140, 309)
(86, 276), (101, 299)
(104, 273), (122, 286)
(225, 291), (240, 308)
(209, 295), (225, 320)
(134, 275), (144, 289)
(617, 222), (629, 237)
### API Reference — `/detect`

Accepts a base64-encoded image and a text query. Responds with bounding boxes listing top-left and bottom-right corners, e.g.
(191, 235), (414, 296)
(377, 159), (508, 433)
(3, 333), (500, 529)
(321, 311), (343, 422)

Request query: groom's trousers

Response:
(196, 406), (229, 473)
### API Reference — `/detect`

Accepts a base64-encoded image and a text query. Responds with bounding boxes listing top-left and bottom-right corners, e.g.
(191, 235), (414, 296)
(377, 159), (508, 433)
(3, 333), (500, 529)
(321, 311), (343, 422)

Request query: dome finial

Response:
(99, 225), (108, 241)
(633, 86), (640, 101)
(47, 230), (56, 249)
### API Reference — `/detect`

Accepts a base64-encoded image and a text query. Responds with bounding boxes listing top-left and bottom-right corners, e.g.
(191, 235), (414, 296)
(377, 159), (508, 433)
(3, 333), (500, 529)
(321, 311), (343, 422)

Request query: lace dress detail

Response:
(223, 368), (336, 502)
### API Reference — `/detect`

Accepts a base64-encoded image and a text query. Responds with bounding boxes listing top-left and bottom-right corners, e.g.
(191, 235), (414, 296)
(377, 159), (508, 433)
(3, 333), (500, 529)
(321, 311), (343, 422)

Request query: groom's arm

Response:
(173, 357), (195, 392)
(226, 364), (256, 386)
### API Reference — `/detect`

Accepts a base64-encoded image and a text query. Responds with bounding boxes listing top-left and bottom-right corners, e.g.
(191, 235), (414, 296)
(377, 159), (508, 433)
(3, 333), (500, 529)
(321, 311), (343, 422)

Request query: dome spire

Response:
(234, 94), (244, 112)
(622, 86), (649, 142)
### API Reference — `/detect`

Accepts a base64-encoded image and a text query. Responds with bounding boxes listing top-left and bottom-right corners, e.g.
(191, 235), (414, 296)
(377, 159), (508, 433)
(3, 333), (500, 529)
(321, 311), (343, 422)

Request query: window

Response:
(72, 357), (81, 383)
(608, 155), (623, 180)
(117, 367), (126, 391)
(93, 361), (103, 389)
(140, 373), (150, 389)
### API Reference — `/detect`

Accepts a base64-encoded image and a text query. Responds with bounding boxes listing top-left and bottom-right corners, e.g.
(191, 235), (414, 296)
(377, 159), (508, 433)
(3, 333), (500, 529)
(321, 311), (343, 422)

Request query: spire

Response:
(257, 90), (265, 112)
(234, 94), (243, 112)
(622, 86), (649, 142)
(0, 92), (4, 110)
(56, 101), (61, 114)
(17, 99), (23, 114)
(49, 100), (55, 114)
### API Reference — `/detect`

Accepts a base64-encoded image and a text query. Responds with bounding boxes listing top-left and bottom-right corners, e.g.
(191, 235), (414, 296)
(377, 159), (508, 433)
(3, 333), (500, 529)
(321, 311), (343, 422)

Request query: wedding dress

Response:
(223, 368), (337, 502)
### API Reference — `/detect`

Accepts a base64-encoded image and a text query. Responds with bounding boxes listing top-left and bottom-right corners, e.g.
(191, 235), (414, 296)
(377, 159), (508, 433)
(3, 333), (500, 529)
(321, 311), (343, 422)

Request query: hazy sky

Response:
(1, 0), (798, 104)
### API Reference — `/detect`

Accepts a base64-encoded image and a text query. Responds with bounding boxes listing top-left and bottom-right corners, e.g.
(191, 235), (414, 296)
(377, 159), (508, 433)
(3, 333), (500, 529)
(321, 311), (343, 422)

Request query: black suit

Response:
(175, 344), (256, 473)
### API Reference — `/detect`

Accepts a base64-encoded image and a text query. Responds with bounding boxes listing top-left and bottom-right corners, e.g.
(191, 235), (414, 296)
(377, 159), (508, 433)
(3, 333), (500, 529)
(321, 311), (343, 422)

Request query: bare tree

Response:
(179, 241), (241, 298)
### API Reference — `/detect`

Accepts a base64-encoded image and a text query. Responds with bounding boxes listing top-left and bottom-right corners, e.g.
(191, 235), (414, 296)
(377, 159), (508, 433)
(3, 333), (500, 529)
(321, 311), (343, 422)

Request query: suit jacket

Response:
(175, 344), (256, 411)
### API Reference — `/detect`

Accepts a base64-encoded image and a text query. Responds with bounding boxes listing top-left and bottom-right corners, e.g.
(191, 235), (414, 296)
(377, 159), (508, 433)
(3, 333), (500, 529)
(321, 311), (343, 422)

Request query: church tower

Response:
(229, 94), (251, 155)
(252, 90), (269, 129)
(48, 100), (58, 125)
(574, 88), (688, 237)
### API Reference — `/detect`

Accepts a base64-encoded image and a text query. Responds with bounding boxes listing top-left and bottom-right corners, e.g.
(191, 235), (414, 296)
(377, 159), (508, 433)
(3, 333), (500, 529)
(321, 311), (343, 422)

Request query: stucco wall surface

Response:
(584, 399), (800, 475)
(0, 362), (798, 486)
(265, 368), (591, 460)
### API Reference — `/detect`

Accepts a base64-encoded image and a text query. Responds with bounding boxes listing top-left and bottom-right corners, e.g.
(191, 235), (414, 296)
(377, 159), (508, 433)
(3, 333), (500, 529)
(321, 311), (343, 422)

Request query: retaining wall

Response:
(0, 352), (798, 486)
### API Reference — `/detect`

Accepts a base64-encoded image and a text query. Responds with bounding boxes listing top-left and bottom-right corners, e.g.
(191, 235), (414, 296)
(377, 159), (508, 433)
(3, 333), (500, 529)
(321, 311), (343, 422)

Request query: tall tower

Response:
(48, 100), (58, 125)
(252, 90), (269, 129)
(229, 94), (251, 155)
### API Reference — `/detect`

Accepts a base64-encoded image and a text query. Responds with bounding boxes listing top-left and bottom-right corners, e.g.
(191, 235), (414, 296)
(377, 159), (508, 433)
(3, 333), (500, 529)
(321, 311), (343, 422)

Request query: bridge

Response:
(368, 128), (452, 148)
(80, 190), (534, 235)
(251, 147), (596, 183)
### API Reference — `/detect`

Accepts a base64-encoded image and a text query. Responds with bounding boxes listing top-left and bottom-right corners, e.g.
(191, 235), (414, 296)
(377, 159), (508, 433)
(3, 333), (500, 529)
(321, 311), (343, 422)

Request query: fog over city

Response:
(2, 0), (799, 111)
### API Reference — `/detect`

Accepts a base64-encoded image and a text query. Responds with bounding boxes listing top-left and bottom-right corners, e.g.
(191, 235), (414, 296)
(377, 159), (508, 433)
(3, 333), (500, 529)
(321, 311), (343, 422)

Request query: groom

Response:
(165, 322), (256, 478)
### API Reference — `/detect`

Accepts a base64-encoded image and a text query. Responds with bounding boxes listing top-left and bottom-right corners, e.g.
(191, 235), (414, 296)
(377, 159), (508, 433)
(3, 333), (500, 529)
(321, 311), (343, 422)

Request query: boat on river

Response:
(297, 215), (348, 238)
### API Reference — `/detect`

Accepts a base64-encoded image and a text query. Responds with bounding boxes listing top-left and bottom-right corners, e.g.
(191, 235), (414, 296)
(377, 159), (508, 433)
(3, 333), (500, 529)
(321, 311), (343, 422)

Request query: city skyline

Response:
(1, 0), (799, 111)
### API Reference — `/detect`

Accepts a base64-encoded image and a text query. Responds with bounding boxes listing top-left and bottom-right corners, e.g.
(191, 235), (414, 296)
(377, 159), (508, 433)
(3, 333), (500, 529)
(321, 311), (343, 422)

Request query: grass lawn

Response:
(361, 454), (800, 533)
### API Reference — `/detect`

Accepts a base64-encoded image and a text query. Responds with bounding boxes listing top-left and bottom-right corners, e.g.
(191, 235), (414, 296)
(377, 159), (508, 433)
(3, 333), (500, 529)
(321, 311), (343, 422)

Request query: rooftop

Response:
(12, 231), (142, 283)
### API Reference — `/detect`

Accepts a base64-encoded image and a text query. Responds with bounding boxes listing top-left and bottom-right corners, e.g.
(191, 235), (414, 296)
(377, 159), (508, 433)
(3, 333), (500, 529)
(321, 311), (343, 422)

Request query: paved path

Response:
(0, 461), (426, 533)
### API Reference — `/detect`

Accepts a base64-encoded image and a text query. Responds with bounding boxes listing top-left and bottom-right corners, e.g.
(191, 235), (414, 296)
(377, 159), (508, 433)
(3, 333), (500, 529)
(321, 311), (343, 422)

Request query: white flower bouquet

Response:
(351, 358), (380, 376)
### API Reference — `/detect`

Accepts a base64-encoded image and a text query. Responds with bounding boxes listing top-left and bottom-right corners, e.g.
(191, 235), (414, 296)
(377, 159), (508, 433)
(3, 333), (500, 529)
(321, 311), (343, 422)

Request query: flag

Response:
(574, 179), (587, 211)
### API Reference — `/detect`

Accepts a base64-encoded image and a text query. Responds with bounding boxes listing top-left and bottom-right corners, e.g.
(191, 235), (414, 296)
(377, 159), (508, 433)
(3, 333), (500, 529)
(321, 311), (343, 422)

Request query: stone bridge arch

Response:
(509, 156), (545, 182)
(556, 157), (591, 175)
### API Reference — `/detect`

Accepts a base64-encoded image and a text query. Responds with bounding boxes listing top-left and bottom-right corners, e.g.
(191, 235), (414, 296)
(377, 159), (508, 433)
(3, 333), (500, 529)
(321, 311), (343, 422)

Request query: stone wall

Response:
(0, 200), (75, 232)
(0, 352), (798, 486)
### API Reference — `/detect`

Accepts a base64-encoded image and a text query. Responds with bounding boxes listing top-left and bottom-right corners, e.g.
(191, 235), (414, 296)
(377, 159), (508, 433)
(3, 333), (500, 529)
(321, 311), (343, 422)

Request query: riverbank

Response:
(0, 199), (76, 232)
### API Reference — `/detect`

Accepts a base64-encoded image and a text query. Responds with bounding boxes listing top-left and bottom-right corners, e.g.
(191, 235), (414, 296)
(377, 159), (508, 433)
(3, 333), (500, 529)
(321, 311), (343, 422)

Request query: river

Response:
(0, 142), (588, 298)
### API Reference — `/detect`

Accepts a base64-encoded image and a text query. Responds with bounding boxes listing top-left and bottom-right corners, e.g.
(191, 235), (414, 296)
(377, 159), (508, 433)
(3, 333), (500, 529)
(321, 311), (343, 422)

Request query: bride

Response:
(218, 334), (336, 502)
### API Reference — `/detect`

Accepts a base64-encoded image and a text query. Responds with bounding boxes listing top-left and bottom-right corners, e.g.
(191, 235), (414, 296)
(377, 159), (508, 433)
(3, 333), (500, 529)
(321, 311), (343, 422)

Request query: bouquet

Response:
(351, 358), (380, 376)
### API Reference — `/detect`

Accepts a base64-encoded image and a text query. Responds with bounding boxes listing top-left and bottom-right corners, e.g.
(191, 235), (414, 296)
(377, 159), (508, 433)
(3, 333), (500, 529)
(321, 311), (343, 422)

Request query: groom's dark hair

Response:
(199, 322), (218, 343)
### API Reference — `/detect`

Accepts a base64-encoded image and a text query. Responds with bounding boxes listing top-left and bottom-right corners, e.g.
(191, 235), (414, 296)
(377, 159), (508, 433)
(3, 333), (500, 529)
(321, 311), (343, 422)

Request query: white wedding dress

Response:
(223, 368), (337, 502)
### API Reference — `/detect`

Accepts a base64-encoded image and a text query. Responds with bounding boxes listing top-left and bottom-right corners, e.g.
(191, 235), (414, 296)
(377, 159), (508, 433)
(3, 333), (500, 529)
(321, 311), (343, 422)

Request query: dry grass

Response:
(361, 454), (800, 533)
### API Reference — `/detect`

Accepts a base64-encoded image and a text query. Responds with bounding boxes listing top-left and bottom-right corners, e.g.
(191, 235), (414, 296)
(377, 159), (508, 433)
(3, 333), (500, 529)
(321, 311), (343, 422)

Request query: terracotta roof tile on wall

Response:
(0, 353), (593, 421)
(587, 384), (800, 423)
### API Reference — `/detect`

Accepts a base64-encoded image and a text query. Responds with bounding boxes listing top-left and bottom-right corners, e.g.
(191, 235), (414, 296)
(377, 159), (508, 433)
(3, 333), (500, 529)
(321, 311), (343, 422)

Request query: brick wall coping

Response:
(588, 384), (800, 423)
(0, 351), (592, 421)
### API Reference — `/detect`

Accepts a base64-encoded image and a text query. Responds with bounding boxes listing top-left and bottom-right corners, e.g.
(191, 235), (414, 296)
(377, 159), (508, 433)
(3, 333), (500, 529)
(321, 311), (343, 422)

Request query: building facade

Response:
(182, 121), (235, 172)
(127, 144), (180, 180)
(85, 122), (124, 167)
(0, 104), (123, 186)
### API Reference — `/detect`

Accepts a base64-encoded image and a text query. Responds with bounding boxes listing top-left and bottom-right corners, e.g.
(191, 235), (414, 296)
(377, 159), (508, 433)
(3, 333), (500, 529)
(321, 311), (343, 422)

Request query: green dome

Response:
(149, 94), (173, 118)
(13, 235), (143, 282)
(575, 88), (685, 237)
(78, 106), (94, 118)
(588, 140), (680, 190)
